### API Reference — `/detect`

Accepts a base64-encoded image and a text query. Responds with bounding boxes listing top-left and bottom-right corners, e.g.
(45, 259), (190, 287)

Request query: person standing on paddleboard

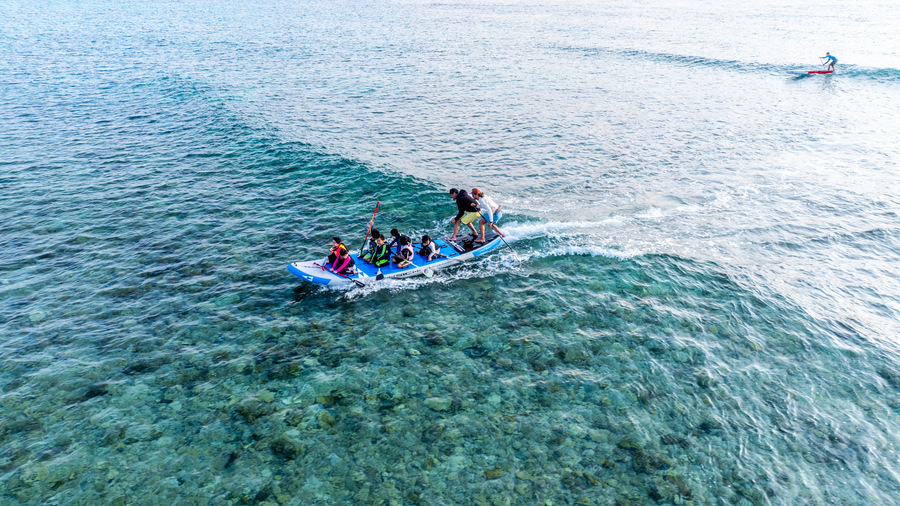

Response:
(471, 188), (505, 244)
(821, 52), (837, 71)
(448, 188), (480, 242)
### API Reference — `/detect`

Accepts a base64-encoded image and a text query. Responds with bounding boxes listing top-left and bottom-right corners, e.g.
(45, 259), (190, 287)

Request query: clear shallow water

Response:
(2, 0), (900, 504)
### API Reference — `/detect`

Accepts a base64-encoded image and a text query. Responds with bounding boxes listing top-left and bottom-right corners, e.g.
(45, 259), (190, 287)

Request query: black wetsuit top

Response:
(388, 235), (402, 255)
(454, 190), (479, 220)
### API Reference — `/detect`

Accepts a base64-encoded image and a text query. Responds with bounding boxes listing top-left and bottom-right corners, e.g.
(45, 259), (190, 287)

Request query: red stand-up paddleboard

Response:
(788, 70), (833, 75)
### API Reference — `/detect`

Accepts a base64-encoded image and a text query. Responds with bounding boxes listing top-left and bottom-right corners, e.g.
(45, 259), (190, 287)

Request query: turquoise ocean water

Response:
(3, 0), (900, 504)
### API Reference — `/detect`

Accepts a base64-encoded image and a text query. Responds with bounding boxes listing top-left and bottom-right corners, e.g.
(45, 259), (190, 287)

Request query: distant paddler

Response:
(820, 52), (837, 71)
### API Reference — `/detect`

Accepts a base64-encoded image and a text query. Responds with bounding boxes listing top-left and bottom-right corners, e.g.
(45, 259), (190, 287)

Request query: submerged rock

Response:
(422, 332), (445, 346)
(4, 414), (41, 435)
(235, 397), (276, 423)
(317, 348), (346, 368)
(695, 371), (717, 388)
(122, 359), (164, 376)
(271, 435), (304, 460)
(317, 410), (336, 427)
(617, 437), (641, 450)
(213, 294), (240, 307)
(422, 422), (445, 443)
(463, 346), (488, 358)
(632, 448), (669, 473)
(82, 382), (109, 400)
(694, 419), (724, 435)
(561, 470), (598, 490)
(661, 433), (692, 448)
(877, 367), (900, 388)
(588, 429), (610, 444)
(425, 397), (452, 411)
(284, 409), (305, 427)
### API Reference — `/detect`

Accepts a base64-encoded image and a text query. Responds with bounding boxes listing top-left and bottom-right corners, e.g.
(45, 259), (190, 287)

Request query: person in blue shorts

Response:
(821, 52), (837, 71)
(471, 188), (505, 244)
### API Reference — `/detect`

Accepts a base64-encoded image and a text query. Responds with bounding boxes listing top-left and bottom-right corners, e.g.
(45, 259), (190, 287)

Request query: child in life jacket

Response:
(387, 228), (403, 256)
(361, 228), (380, 263)
(370, 234), (391, 267)
(327, 236), (348, 264)
(331, 247), (357, 275)
(418, 235), (446, 262)
(392, 235), (414, 268)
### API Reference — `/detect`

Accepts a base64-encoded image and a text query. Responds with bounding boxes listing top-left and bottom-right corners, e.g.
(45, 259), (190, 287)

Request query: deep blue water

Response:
(3, 1), (900, 504)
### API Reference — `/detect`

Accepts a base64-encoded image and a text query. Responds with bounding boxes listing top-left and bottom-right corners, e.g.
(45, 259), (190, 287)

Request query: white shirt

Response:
(477, 195), (500, 221)
(423, 240), (440, 256)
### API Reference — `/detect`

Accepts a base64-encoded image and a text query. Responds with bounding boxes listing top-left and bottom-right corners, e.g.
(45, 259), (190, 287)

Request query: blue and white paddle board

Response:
(288, 233), (503, 287)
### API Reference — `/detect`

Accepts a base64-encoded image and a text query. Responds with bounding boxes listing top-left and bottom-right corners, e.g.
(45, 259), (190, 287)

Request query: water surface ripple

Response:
(3, 0), (900, 504)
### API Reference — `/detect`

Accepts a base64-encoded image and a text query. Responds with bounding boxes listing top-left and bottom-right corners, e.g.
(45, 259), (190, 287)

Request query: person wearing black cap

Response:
(448, 188), (480, 242)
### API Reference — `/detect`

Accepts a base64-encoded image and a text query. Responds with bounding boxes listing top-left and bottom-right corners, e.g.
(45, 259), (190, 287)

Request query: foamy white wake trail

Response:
(500, 218), (625, 241)
(525, 244), (634, 261)
(340, 254), (521, 299)
(338, 219), (635, 298)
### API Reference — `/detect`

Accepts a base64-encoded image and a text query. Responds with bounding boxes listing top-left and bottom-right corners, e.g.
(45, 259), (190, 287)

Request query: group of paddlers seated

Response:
(326, 228), (447, 276)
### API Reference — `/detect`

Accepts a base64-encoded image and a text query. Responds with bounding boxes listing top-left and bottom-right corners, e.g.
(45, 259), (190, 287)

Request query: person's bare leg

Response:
(450, 220), (461, 241)
(476, 219), (487, 243)
(491, 223), (504, 237)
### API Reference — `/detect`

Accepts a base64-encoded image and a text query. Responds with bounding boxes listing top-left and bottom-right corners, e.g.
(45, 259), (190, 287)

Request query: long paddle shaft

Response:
(477, 211), (522, 264)
(358, 201), (380, 256)
(313, 262), (365, 288)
